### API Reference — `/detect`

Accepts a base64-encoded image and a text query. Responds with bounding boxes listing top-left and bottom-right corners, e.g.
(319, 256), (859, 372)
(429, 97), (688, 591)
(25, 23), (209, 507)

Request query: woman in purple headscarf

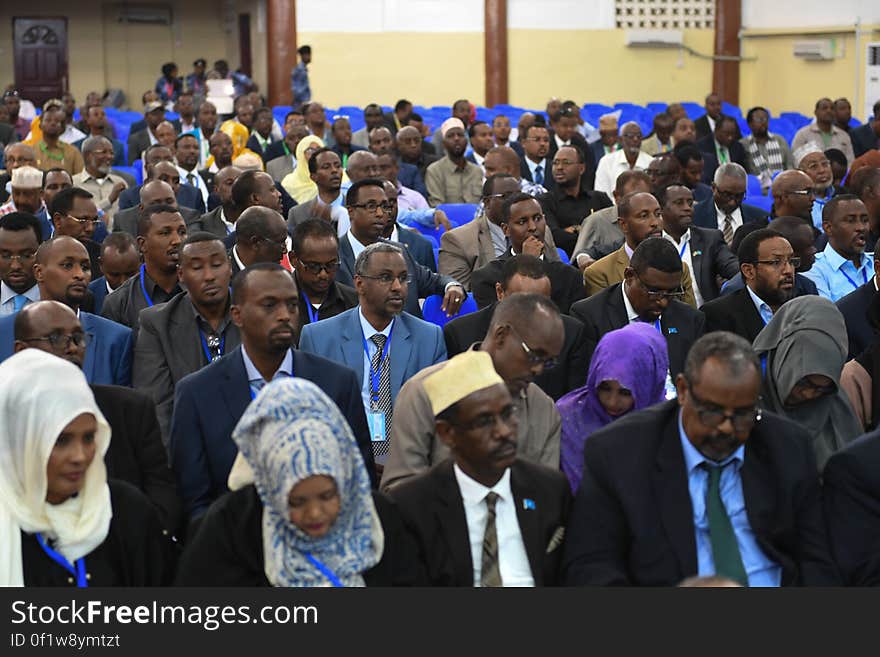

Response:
(557, 323), (669, 492)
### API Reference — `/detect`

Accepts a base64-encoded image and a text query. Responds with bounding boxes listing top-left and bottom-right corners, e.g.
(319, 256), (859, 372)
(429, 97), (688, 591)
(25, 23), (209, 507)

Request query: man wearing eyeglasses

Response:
(593, 122), (653, 197)
(571, 237), (705, 392)
(791, 97), (855, 167)
(692, 162), (767, 245)
(289, 218), (357, 337)
(563, 331), (838, 586)
(0, 212), (42, 316)
(300, 241), (447, 468)
(795, 145), (836, 232)
(702, 229), (797, 344)
(228, 204), (288, 276)
(49, 187), (103, 278)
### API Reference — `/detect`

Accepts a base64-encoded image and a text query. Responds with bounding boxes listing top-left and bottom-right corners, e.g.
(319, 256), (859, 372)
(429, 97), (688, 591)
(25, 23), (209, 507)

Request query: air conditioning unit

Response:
(114, 5), (173, 25)
(793, 40), (834, 61)
(625, 30), (684, 48)
(866, 43), (880, 121)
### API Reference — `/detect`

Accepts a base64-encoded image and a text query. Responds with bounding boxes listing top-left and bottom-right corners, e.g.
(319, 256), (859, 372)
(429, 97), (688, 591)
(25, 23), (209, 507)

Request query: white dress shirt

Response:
(524, 157), (549, 185)
(662, 229), (704, 308)
(347, 231), (369, 263)
(715, 204), (743, 234)
(0, 282), (40, 317)
(179, 166), (210, 207)
(453, 464), (534, 587)
(593, 150), (654, 197)
(231, 245), (247, 272)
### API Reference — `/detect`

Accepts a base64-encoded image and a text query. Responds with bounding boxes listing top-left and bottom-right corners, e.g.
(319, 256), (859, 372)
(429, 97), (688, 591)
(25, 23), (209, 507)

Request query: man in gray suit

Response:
(439, 174), (559, 290)
(381, 292), (565, 491)
(198, 165), (242, 238)
(266, 125), (308, 183)
(133, 232), (241, 444)
(113, 180), (202, 238)
(287, 147), (348, 236)
(127, 100), (166, 165)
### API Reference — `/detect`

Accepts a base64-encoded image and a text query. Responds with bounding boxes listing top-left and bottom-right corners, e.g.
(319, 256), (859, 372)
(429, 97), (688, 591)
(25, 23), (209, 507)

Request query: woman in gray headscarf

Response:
(752, 295), (862, 469)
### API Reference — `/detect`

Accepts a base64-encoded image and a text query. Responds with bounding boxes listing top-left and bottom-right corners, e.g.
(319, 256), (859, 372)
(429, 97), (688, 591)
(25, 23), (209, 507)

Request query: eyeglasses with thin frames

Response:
(687, 382), (762, 432)
(66, 214), (100, 226)
(358, 272), (411, 286)
(298, 260), (340, 275)
(755, 257), (800, 270)
(506, 324), (558, 370)
(21, 332), (90, 350)
(634, 271), (686, 301)
(349, 201), (394, 214)
(0, 251), (36, 264)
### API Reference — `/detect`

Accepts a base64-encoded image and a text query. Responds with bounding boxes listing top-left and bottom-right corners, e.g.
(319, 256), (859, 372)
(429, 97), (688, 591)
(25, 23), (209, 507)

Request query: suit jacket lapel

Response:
(434, 462), (474, 586)
(740, 437), (786, 579)
(338, 236), (356, 283)
(218, 346), (253, 424)
(604, 284), (629, 331)
(510, 463), (544, 585)
(652, 410), (697, 579)
(614, 246), (629, 282)
(169, 300), (203, 377)
(735, 288), (766, 339)
(341, 309), (365, 378)
(476, 217), (497, 266)
(80, 313), (98, 382)
(688, 228), (707, 290)
(390, 314), (412, 401)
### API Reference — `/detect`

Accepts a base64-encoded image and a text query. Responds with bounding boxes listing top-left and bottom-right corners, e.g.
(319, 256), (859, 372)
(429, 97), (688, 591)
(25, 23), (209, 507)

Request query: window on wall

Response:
(615, 0), (715, 29)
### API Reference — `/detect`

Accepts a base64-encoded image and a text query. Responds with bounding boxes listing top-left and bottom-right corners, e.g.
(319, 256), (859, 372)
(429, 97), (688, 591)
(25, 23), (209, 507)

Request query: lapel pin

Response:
(667, 327), (678, 334)
(523, 498), (536, 510)
(692, 250), (702, 257)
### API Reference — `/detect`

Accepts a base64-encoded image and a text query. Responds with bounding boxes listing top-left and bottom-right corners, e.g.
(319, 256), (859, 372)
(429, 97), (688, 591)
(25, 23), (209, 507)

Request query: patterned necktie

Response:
(187, 173), (197, 188)
(534, 165), (543, 185)
(13, 294), (27, 312)
(722, 214), (734, 245)
(703, 463), (749, 586)
(370, 333), (393, 457)
(480, 492), (502, 587)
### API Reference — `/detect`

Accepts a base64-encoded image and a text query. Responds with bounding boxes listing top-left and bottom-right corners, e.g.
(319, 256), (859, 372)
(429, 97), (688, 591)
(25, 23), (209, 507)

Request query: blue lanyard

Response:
(138, 264), (154, 308)
(361, 320), (394, 406)
(301, 290), (320, 325)
(303, 552), (343, 587)
(35, 533), (88, 587)
(840, 266), (868, 291)
(678, 240), (688, 259)
(654, 319), (661, 333)
(199, 331), (225, 363)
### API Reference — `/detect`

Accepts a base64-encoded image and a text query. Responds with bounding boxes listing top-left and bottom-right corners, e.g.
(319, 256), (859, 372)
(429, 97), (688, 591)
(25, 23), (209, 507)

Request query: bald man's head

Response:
(346, 151), (380, 182)
(13, 300), (85, 368)
(139, 180), (178, 209)
(483, 146), (521, 178)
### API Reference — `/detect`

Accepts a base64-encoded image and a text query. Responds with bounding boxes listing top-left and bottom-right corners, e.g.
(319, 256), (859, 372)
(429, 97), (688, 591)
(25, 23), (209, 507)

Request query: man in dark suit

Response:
(286, 148), (348, 236)
(12, 300), (181, 534)
(836, 251), (879, 360)
(590, 114), (621, 168)
(570, 237), (705, 380)
(134, 233), (241, 444)
(472, 193), (586, 314)
(336, 179), (465, 319)
(691, 162), (767, 241)
(546, 107), (597, 191)
(563, 331), (839, 586)
(117, 144), (205, 214)
(228, 205), (288, 276)
(113, 179), (203, 239)
(102, 205), (186, 339)
(0, 237), (133, 385)
(694, 93), (743, 142)
(87, 232), (139, 316)
(382, 180), (437, 271)
(696, 116), (747, 181)
(383, 100), (411, 136)
(368, 126), (429, 199)
(389, 349), (571, 586)
(126, 100), (166, 165)
(170, 263), (377, 519)
(823, 430), (880, 585)
(849, 100), (880, 158)
(701, 228), (797, 344)
(198, 165), (243, 238)
(519, 124), (555, 192)
(465, 120), (494, 171)
(289, 218), (358, 337)
(445, 255), (589, 400)
(397, 125), (440, 181)
(659, 184), (739, 304)
(47, 186), (103, 277)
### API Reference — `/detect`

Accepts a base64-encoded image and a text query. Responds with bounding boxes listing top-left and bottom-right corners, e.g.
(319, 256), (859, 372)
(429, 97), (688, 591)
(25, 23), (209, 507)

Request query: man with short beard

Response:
(0, 235), (133, 385)
(73, 136), (129, 223)
(593, 121), (652, 196)
(34, 107), (84, 175)
(424, 118), (482, 206)
(73, 106), (126, 167)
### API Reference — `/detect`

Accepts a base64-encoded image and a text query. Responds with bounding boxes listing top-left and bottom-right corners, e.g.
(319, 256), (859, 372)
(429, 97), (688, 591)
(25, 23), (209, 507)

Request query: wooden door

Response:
(13, 17), (69, 107)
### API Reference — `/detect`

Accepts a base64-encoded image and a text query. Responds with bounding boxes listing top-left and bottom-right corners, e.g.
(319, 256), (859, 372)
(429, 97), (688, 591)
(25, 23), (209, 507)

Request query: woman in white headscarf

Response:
(0, 349), (175, 586)
(175, 377), (421, 586)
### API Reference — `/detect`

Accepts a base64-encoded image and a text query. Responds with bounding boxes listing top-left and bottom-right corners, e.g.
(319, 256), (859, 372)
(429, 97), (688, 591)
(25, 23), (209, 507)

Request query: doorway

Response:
(13, 17), (69, 106)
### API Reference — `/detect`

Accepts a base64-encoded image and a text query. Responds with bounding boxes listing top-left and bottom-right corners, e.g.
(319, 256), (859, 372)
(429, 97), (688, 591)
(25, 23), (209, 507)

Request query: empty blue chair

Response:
(433, 247), (439, 269)
(681, 102), (703, 120)
(556, 247), (570, 264)
(779, 112), (810, 129)
(746, 175), (763, 197)
(722, 102), (743, 119)
(412, 223), (442, 247)
(645, 102), (668, 115)
(113, 165), (137, 182)
(421, 293), (477, 328)
(131, 159), (144, 186)
(437, 203), (478, 227)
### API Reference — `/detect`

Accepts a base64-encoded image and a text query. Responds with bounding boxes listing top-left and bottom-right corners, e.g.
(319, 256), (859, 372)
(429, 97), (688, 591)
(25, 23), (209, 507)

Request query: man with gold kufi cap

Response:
(387, 348), (572, 587)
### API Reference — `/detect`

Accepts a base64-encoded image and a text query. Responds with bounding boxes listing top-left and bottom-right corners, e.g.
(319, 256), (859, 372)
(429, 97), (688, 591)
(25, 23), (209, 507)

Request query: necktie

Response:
(534, 165), (543, 185)
(722, 214), (734, 245)
(13, 294), (27, 312)
(370, 333), (393, 457)
(187, 173), (197, 188)
(480, 492), (502, 587)
(703, 463), (749, 586)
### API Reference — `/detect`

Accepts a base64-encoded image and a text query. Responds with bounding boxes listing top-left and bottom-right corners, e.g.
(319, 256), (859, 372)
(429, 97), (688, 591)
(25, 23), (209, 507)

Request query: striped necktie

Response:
(480, 492), (502, 587)
(722, 214), (734, 245)
(370, 334), (393, 457)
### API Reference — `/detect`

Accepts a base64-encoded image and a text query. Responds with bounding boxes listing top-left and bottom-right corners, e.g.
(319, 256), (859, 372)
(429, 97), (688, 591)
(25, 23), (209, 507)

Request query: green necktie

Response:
(704, 463), (749, 586)
(480, 492), (502, 587)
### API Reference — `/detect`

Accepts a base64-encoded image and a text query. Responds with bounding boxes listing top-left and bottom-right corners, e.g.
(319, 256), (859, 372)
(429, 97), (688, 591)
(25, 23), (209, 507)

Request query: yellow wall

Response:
(739, 26), (880, 116)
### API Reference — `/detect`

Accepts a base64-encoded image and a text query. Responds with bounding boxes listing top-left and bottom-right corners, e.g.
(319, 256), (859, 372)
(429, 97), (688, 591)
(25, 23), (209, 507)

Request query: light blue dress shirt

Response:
(803, 243), (874, 302)
(0, 281), (39, 317)
(677, 411), (782, 587)
(358, 308), (393, 412)
(241, 345), (293, 399)
(744, 285), (773, 326)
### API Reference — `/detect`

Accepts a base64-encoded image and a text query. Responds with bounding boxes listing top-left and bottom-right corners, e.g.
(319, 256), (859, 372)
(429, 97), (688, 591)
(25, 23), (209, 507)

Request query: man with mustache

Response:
(563, 331), (838, 586)
(299, 241), (447, 467)
(72, 135), (129, 224)
(170, 263), (376, 520)
(389, 349), (572, 586)
(804, 194), (873, 302)
(381, 293), (564, 491)
(0, 235), (133, 385)
(101, 205), (186, 340)
(593, 121), (653, 197)
(702, 229), (797, 343)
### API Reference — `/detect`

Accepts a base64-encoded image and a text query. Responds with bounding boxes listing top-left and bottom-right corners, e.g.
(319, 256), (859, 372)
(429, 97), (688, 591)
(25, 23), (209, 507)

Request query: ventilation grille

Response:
(616, 0), (714, 30)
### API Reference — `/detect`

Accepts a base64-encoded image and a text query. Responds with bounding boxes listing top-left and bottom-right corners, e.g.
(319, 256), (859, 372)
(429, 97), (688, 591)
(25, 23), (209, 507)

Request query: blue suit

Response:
(117, 183), (206, 214)
(0, 311), (132, 386)
(692, 200), (768, 231)
(396, 226), (437, 272)
(299, 308), (447, 405)
(169, 346), (376, 518)
(88, 277), (110, 316)
(398, 162), (428, 200)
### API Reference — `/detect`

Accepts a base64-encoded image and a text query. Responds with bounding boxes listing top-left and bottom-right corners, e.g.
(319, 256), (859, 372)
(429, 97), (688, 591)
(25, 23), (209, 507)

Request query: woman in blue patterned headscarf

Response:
(175, 377), (423, 587)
